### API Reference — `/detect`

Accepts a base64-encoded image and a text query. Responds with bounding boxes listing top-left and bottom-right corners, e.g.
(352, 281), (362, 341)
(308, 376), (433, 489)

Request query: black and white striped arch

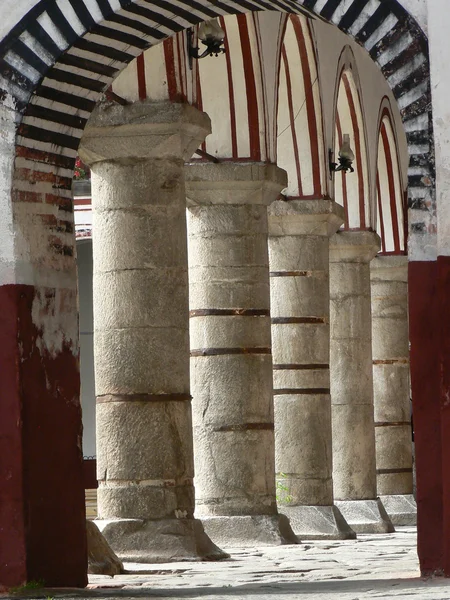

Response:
(0, 0), (433, 223)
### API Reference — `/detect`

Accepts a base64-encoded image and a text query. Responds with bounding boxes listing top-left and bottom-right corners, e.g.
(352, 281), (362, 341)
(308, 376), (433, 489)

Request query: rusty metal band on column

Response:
(189, 308), (270, 317)
(190, 347), (271, 357)
(96, 393), (192, 403)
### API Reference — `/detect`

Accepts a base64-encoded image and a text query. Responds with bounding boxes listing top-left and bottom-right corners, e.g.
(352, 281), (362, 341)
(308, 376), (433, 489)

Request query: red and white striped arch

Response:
(334, 68), (371, 230)
(276, 15), (327, 199)
(111, 12), (288, 162)
(376, 109), (407, 254)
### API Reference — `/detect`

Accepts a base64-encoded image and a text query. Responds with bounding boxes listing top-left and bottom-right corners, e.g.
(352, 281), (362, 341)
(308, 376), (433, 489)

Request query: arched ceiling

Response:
(0, 0), (432, 268)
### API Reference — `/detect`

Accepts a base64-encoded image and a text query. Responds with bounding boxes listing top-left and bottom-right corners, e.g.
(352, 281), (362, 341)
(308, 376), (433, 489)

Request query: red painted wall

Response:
(0, 285), (87, 588)
(438, 256), (450, 576)
(409, 261), (443, 575)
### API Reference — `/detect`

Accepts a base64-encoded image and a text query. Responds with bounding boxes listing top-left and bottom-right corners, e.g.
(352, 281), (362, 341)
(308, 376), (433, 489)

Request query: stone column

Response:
(268, 199), (355, 540)
(79, 100), (227, 563)
(185, 162), (298, 547)
(371, 255), (416, 525)
(329, 231), (394, 533)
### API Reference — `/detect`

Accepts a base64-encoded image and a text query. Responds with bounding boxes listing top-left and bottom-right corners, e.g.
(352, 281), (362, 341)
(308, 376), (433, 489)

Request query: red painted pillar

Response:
(409, 261), (443, 575)
(438, 256), (450, 576)
(0, 285), (87, 588)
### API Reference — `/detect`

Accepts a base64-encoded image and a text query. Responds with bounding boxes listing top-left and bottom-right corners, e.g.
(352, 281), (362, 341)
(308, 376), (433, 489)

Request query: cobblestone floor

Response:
(4, 527), (450, 599)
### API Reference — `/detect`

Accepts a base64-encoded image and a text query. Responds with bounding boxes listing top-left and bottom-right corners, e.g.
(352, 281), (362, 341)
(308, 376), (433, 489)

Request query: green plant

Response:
(9, 579), (45, 594)
(276, 472), (294, 504)
(73, 157), (90, 181)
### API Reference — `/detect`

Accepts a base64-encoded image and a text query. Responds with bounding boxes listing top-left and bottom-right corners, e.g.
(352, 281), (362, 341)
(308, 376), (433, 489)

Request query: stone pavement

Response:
(3, 527), (450, 599)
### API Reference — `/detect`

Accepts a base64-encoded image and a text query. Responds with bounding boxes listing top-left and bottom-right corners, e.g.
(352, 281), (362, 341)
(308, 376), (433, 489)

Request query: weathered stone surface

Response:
(79, 100), (211, 164)
(281, 505), (356, 540)
(96, 400), (194, 484)
(186, 162), (292, 545)
(335, 498), (395, 534)
(199, 514), (299, 547)
(371, 255), (414, 520)
(80, 101), (222, 562)
(82, 527), (442, 600)
(96, 518), (228, 563)
(86, 520), (123, 576)
(193, 425), (277, 516)
(380, 494), (417, 526)
(269, 200), (351, 541)
(332, 404), (377, 500)
(185, 162), (287, 206)
(274, 394), (333, 506)
(330, 232), (383, 509)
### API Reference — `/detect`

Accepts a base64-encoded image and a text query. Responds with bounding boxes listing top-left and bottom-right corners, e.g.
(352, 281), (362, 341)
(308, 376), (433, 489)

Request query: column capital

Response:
(185, 162), (287, 206)
(79, 100), (211, 165)
(370, 255), (408, 282)
(268, 199), (345, 237)
(330, 231), (381, 264)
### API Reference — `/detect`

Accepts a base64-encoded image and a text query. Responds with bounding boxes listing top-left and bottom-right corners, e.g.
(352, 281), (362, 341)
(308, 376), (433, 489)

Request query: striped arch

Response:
(0, 0), (433, 269)
(66, 11), (287, 162)
(277, 14), (327, 199)
(376, 108), (407, 254)
(334, 67), (371, 230)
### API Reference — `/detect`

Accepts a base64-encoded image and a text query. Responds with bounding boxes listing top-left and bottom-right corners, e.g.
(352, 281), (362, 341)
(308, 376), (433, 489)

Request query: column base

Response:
(379, 494), (417, 526)
(199, 514), (300, 547)
(87, 520), (123, 575)
(95, 518), (229, 563)
(334, 498), (395, 533)
(280, 505), (356, 540)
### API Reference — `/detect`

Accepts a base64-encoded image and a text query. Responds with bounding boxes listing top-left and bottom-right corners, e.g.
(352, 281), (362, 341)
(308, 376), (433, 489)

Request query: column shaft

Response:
(269, 199), (354, 539)
(371, 255), (416, 525)
(93, 158), (194, 520)
(186, 162), (298, 546)
(330, 230), (394, 533)
(80, 100), (226, 562)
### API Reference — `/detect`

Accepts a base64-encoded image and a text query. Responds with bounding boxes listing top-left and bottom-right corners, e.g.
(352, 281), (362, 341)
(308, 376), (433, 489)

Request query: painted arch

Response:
(110, 11), (288, 162)
(376, 107), (407, 254)
(0, 0), (433, 263)
(334, 66), (371, 230)
(277, 14), (327, 199)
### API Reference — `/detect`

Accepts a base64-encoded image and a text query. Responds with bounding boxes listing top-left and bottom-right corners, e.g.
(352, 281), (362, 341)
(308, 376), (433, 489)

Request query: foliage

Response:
(73, 157), (90, 181)
(9, 579), (45, 594)
(276, 472), (293, 504)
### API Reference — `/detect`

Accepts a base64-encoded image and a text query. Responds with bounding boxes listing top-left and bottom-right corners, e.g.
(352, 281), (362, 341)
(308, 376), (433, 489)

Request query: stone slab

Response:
(380, 494), (417, 526)
(95, 518), (229, 563)
(29, 527), (450, 600)
(281, 504), (356, 540)
(335, 498), (395, 534)
(200, 514), (299, 547)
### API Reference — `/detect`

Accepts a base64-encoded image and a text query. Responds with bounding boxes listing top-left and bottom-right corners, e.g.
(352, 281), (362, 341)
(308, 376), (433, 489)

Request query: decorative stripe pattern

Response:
(277, 15), (326, 198)
(376, 111), (407, 254)
(0, 0), (433, 263)
(335, 70), (370, 230)
(110, 11), (289, 162)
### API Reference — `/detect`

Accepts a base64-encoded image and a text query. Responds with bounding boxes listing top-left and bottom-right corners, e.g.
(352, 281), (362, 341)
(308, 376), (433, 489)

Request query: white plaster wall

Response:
(0, 103), (18, 286)
(311, 19), (409, 209)
(0, 1), (38, 42)
(400, 0), (428, 35)
(77, 239), (96, 457)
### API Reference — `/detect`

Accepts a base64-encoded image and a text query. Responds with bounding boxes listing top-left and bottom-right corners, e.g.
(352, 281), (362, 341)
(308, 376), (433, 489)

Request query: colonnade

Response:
(79, 100), (415, 561)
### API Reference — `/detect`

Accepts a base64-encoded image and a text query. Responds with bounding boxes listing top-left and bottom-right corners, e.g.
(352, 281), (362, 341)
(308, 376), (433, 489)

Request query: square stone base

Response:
(281, 505), (356, 540)
(95, 518), (229, 563)
(335, 498), (395, 534)
(380, 494), (417, 526)
(199, 514), (299, 547)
